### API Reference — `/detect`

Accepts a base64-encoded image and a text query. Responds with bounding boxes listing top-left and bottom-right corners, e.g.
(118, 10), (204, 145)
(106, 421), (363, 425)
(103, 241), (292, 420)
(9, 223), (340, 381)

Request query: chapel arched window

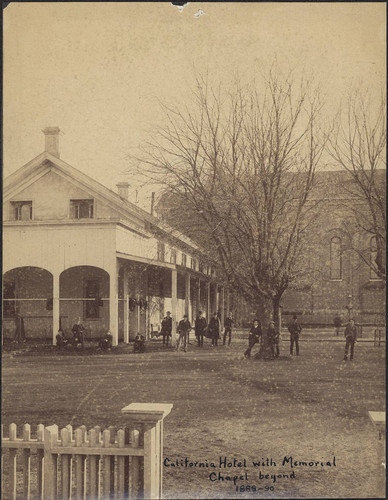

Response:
(330, 237), (342, 280)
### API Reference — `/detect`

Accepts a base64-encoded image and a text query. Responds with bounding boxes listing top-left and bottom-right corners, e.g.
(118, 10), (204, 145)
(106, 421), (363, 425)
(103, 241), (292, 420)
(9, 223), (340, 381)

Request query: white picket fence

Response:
(1, 403), (173, 500)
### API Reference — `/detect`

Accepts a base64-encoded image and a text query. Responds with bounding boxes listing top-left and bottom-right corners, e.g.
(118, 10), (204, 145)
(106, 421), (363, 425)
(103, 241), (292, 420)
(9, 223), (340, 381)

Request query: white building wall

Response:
(115, 226), (157, 260)
(3, 224), (116, 275)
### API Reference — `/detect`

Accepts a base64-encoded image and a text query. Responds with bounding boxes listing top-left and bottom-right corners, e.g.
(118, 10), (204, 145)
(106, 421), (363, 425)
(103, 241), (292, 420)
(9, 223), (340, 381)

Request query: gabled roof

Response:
(4, 151), (207, 255)
(4, 152), (150, 225)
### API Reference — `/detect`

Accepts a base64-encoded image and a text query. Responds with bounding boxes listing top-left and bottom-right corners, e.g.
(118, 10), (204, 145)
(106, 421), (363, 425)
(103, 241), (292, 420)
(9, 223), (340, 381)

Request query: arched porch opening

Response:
(59, 266), (110, 342)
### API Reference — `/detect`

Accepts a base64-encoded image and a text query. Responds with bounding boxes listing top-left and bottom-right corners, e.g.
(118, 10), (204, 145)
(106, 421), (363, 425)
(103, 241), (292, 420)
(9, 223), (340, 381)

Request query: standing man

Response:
(288, 315), (302, 356)
(176, 314), (191, 352)
(208, 312), (220, 346)
(333, 315), (342, 337)
(195, 311), (207, 347)
(343, 319), (357, 361)
(244, 319), (262, 358)
(223, 312), (234, 346)
(161, 311), (172, 347)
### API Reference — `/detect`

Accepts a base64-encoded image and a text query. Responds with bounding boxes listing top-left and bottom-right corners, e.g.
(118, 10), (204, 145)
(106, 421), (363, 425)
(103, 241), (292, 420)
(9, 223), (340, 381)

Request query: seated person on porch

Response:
(98, 331), (113, 351)
(56, 329), (69, 349)
(134, 334), (145, 353)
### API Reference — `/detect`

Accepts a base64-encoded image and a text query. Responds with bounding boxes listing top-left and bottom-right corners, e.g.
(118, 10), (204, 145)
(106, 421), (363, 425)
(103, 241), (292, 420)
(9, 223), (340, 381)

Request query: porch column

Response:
(109, 262), (119, 346)
(123, 267), (129, 343)
(145, 269), (149, 339)
(197, 279), (201, 315)
(171, 269), (177, 345)
(185, 273), (190, 319)
(207, 282), (211, 320)
(215, 285), (219, 315)
(52, 272), (60, 345)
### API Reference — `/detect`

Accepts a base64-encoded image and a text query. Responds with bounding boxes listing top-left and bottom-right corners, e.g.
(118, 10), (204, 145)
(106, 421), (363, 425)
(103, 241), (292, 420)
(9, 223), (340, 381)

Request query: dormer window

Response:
(71, 199), (94, 219)
(11, 201), (32, 220)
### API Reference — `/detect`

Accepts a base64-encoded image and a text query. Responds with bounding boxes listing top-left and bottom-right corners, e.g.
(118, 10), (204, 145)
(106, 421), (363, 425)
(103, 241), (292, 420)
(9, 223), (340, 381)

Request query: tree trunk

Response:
(272, 297), (282, 332)
(255, 296), (272, 329)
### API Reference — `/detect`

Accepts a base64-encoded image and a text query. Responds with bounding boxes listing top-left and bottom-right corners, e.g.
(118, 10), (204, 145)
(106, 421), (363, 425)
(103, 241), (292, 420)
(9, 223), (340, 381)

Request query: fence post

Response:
(368, 411), (386, 498)
(121, 403), (173, 500)
(43, 425), (58, 500)
(9, 423), (17, 500)
(22, 423), (31, 500)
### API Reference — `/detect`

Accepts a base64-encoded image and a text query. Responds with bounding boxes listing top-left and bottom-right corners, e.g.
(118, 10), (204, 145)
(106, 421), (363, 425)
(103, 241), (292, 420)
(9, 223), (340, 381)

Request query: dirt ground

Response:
(2, 338), (386, 499)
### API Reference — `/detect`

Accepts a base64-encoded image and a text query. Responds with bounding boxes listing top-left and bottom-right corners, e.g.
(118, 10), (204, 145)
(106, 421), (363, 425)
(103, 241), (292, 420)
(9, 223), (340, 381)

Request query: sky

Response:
(3, 2), (386, 206)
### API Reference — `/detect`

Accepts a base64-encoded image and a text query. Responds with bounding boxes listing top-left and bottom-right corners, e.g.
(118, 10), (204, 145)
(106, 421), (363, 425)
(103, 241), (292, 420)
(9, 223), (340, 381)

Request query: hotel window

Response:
(370, 236), (380, 280)
(181, 253), (187, 267)
(11, 201), (33, 221)
(71, 199), (94, 219)
(157, 242), (165, 262)
(84, 279), (100, 319)
(170, 249), (177, 264)
(330, 237), (342, 280)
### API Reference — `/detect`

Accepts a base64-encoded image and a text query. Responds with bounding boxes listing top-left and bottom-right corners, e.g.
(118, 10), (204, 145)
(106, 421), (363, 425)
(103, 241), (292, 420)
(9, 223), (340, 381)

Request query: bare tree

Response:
(131, 72), (326, 328)
(328, 90), (386, 279)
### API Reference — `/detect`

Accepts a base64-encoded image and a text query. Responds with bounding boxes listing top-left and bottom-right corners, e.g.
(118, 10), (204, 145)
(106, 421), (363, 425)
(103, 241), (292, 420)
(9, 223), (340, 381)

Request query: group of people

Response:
(243, 315), (358, 361)
(244, 315), (301, 359)
(54, 312), (358, 361)
(56, 318), (87, 350)
(56, 318), (114, 351)
(160, 310), (234, 352)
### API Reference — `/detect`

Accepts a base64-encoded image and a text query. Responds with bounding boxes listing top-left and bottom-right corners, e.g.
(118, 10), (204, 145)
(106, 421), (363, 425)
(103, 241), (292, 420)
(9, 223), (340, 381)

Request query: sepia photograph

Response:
(2, 2), (386, 499)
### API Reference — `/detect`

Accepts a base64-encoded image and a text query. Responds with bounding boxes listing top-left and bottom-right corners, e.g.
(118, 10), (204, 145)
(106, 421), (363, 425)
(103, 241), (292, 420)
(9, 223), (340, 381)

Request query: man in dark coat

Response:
(195, 311), (207, 347)
(244, 319), (262, 358)
(134, 334), (145, 353)
(288, 315), (302, 355)
(208, 312), (220, 346)
(333, 315), (342, 336)
(161, 311), (172, 347)
(343, 319), (357, 361)
(223, 313), (234, 346)
(176, 314), (191, 352)
(56, 329), (69, 349)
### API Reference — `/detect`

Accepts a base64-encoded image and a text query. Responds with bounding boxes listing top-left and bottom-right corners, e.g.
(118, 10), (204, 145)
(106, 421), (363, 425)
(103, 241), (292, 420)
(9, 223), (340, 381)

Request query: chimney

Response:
(151, 192), (155, 216)
(116, 182), (130, 200)
(42, 127), (61, 158)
